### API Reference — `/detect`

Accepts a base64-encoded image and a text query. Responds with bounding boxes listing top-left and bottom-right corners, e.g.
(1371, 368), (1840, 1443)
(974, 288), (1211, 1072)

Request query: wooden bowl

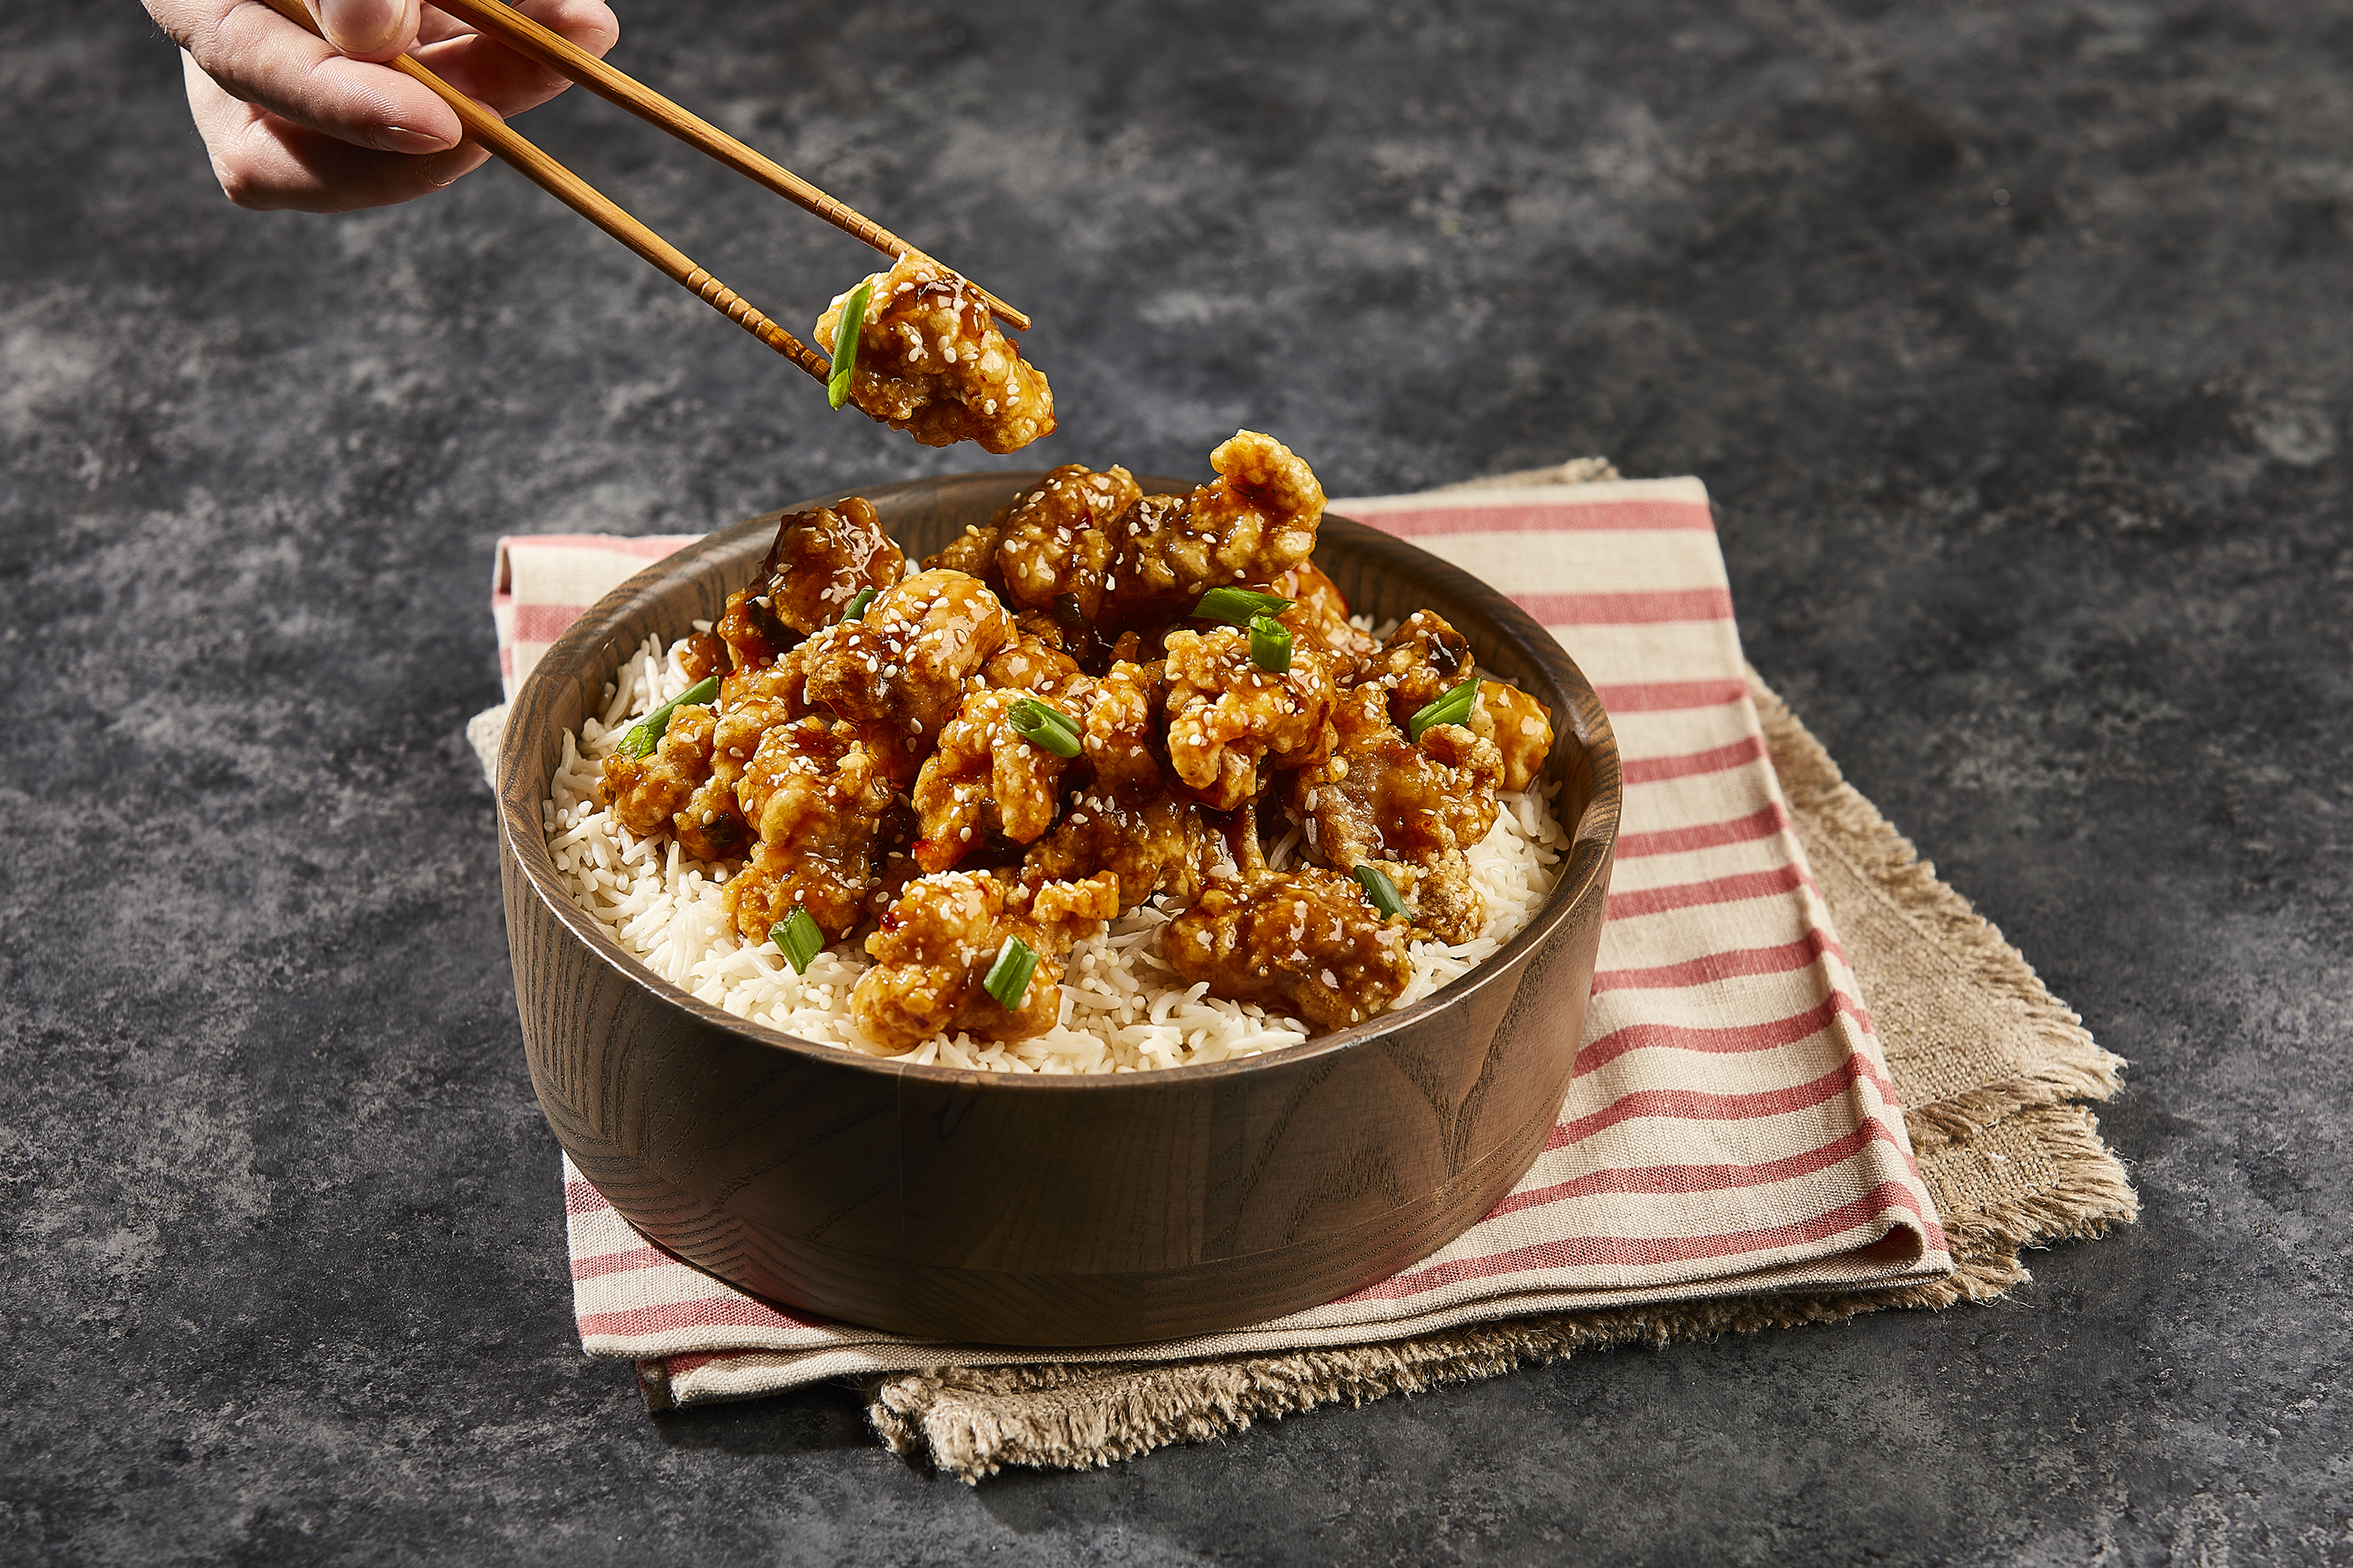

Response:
(497, 472), (1620, 1347)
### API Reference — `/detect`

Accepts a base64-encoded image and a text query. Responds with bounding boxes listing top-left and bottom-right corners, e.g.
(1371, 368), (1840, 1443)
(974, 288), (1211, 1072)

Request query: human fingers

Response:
(409, 0), (619, 121)
(181, 49), (489, 211)
(159, 0), (464, 154)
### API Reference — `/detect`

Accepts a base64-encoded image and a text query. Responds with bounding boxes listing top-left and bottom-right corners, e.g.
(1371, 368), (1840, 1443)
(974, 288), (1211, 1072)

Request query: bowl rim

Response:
(495, 471), (1622, 1092)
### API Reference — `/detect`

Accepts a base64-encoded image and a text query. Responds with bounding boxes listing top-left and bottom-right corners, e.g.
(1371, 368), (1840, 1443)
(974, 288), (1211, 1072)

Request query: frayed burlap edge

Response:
(1427, 456), (1623, 490)
(849, 674), (2138, 1482)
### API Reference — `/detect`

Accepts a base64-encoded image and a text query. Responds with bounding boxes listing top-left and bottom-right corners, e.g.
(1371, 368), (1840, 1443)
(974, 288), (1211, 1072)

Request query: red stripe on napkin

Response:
(1615, 804), (1789, 859)
(1621, 736), (1768, 785)
(1519, 587), (1735, 625)
(1591, 930), (1846, 992)
(1591, 678), (1753, 712)
(1573, 992), (1875, 1076)
(1605, 864), (1815, 921)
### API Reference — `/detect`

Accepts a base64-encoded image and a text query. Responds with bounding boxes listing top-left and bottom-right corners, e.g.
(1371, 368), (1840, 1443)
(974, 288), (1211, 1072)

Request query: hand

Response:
(149, 0), (621, 213)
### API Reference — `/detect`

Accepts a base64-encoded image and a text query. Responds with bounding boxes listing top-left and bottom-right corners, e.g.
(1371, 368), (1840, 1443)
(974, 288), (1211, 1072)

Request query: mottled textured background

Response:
(4, 0), (2349, 1561)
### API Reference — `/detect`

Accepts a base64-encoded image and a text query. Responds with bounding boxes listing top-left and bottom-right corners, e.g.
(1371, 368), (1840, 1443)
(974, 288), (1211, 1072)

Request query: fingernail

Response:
(377, 125), (451, 155)
(428, 153), (478, 190)
(320, 0), (404, 55)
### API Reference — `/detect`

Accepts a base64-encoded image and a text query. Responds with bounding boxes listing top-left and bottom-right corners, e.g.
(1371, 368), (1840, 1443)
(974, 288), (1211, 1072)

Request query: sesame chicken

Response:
(1285, 684), (1505, 945)
(799, 569), (1015, 774)
(910, 688), (1075, 873)
(599, 700), (717, 838)
(851, 870), (1121, 1052)
(716, 647), (815, 720)
(1162, 626), (1338, 810)
(723, 717), (899, 942)
(816, 252), (1056, 455)
(1161, 867), (1414, 1033)
(674, 767), (750, 862)
(1361, 609), (1478, 731)
(1101, 430), (1324, 623)
(1271, 560), (1380, 667)
(1470, 680), (1556, 794)
(710, 501), (901, 672)
(921, 522), (1005, 586)
(991, 464), (1144, 618)
(983, 617), (1086, 695)
(1023, 791), (1210, 909)
(677, 628), (731, 684)
(749, 497), (905, 635)
(1073, 659), (1167, 802)
(712, 583), (801, 675)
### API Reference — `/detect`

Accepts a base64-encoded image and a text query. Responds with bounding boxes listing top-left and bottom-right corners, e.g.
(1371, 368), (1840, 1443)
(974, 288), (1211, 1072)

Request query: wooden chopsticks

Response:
(248, 0), (1028, 388)
(431, 0), (1030, 335)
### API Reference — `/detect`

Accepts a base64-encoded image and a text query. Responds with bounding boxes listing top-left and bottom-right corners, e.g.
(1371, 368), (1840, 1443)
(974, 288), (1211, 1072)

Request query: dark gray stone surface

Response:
(4, 0), (2347, 1560)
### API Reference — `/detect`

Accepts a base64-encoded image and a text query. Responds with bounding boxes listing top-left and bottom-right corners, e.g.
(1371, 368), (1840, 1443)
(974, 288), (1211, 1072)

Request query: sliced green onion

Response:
(841, 586), (878, 623)
(1192, 586), (1296, 626)
(1247, 613), (1292, 674)
(1007, 697), (1083, 759)
(617, 675), (723, 758)
(827, 281), (872, 411)
(1406, 676), (1479, 742)
(770, 907), (825, 975)
(1352, 863), (1410, 921)
(982, 935), (1039, 1009)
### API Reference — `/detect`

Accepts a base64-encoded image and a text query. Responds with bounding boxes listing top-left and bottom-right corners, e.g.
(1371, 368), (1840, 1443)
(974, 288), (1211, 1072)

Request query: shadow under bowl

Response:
(496, 471), (1620, 1347)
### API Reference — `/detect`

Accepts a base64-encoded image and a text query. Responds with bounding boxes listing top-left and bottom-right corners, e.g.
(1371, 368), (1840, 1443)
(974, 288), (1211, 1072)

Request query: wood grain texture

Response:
(496, 472), (1622, 1346)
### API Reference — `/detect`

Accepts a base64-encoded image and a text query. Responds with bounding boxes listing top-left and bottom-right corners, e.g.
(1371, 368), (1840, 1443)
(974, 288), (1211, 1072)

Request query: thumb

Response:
(309, 0), (421, 60)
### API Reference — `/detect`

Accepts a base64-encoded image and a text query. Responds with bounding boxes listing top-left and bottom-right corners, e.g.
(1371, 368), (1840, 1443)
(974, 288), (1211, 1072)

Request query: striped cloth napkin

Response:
(488, 472), (1954, 1406)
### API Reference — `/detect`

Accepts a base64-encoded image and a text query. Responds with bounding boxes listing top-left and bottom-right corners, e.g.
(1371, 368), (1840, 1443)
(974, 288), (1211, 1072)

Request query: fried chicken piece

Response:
(708, 694), (796, 783)
(1023, 791), (1209, 908)
(716, 645), (816, 721)
(674, 768), (750, 861)
(1271, 560), (1380, 666)
(816, 253), (1056, 455)
(1162, 627), (1338, 810)
(1369, 852), (1485, 951)
(1101, 431), (1324, 623)
(1161, 867), (1414, 1033)
(711, 500), (902, 675)
(1073, 659), (1167, 801)
(1286, 685), (1504, 944)
(910, 688), (1075, 873)
(678, 629), (731, 684)
(1410, 719), (1507, 853)
(598, 700), (717, 837)
(993, 464), (1145, 617)
(713, 586), (802, 674)
(758, 498), (906, 634)
(921, 522), (1005, 586)
(1470, 680), (1556, 794)
(972, 656), (1187, 900)
(851, 870), (1122, 1052)
(984, 616), (1086, 695)
(799, 569), (1015, 774)
(1359, 609), (1477, 731)
(723, 718), (899, 941)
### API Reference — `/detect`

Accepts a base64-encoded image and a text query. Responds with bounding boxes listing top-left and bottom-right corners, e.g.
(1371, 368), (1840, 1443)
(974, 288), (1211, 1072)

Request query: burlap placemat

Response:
(480, 457), (2132, 1477)
(847, 670), (2134, 1477)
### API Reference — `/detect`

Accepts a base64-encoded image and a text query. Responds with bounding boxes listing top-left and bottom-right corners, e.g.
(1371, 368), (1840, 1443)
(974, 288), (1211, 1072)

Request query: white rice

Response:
(542, 632), (1570, 1074)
